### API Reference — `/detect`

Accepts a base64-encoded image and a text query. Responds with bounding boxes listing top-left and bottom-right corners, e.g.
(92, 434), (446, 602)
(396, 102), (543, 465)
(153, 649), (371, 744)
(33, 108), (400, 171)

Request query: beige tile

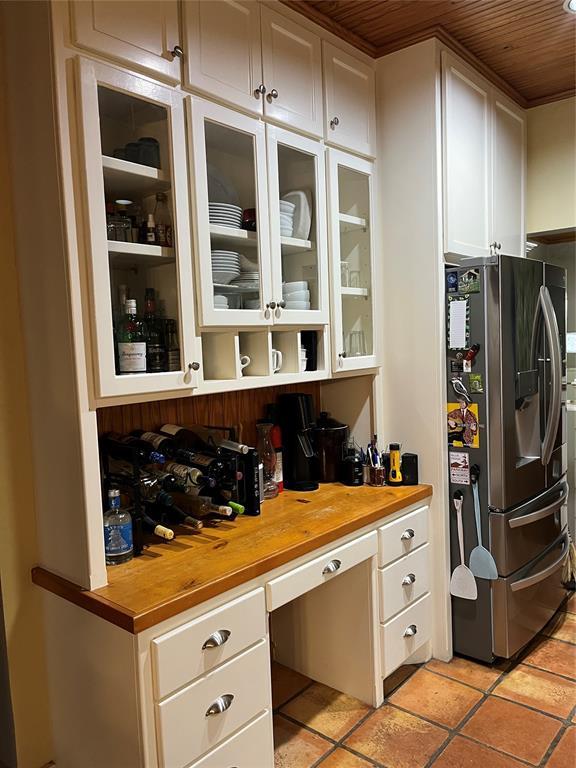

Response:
(344, 704), (448, 768)
(493, 663), (576, 719)
(543, 611), (576, 644)
(547, 726), (576, 768)
(426, 656), (502, 691)
(317, 748), (373, 768)
(433, 736), (527, 768)
(461, 695), (561, 765)
(273, 715), (332, 768)
(280, 682), (371, 740)
(523, 636), (576, 680)
(271, 662), (312, 709)
(388, 668), (483, 728)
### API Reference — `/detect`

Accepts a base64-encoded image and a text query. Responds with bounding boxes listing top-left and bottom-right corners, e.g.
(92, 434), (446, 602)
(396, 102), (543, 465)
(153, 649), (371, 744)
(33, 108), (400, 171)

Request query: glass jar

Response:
(256, 422), (278, 499)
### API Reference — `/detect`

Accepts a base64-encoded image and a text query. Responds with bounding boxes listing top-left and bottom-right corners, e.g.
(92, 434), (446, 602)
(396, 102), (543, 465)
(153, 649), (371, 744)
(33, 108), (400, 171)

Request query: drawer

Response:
(188, 710), (273, 768)
(152, 588), (266, 699)
(265, 530), (378, 612)
(380, 593), (431, 677)
(379, 543), (430, 622)
(156, 639), (271, 768)
(378, 505), (429, 566)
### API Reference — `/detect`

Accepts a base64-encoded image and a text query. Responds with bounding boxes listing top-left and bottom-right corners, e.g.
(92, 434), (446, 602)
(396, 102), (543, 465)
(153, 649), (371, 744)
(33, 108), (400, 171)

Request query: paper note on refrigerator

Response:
(449, 299), (468, 349)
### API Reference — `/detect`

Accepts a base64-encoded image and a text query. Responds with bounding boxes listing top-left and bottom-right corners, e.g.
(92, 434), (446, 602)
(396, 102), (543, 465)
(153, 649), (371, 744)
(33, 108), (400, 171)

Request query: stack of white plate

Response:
(283, 281), (310, 310)
(231, 270), (259, 289)
(214, 294), (229, 309)
(280, 200), (295, 237)
(212, 250), (240, 284)
(209, 203), (242, 229)
(244, 299), (261, 310)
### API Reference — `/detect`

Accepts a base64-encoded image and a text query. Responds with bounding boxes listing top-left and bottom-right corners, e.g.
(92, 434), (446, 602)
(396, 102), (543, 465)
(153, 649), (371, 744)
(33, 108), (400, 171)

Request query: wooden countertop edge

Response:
(32, 485), (433, 634)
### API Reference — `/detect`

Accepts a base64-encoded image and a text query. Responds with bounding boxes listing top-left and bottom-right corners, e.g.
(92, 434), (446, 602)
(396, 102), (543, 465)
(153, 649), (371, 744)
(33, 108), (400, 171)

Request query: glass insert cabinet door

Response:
(76, 58), (198, 399)
(267, 125), (329, 325)
(187, 97), (273, 327)
(327, 148), (377, 372)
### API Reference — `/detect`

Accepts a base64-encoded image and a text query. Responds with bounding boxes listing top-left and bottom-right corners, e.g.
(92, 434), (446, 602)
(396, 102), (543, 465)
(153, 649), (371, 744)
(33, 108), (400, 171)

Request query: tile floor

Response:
(272, 595), (576, 768)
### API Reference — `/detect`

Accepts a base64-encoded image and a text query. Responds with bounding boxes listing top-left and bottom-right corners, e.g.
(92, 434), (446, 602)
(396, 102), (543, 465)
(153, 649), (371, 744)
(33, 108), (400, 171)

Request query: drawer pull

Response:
(403, 624), (418, 638)
(205, 694), (234, 717)
(322, 559), (342, 575)
(202, 630), (231, 650)
(402, 573), (416, 586)
(400, 528), (415, 541)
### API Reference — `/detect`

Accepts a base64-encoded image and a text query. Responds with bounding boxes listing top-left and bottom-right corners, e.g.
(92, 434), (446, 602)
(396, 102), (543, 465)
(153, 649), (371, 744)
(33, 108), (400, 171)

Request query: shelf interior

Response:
(339, 213), (367, 232)
(102, 155), (170, 199)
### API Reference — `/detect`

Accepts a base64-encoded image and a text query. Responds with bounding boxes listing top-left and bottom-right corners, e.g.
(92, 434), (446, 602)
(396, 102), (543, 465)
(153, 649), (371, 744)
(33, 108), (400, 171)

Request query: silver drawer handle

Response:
(400, 528), (415, 541)
(202, 630), (231, 650)
(402, 573), (416, 586)
(205, 694), (234, 717)
(403, 624), (418, 637)
(322, 559), (342, 575)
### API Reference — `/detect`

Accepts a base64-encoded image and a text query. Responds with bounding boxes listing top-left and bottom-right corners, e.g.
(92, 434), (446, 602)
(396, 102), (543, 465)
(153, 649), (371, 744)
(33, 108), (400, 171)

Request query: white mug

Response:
(239, 354), (251, 373)
(272, 349), (283, 373)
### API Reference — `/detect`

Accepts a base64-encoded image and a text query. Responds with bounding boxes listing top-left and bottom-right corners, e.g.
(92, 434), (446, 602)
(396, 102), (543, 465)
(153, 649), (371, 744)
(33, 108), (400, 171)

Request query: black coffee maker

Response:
(277, 393), (319, 491)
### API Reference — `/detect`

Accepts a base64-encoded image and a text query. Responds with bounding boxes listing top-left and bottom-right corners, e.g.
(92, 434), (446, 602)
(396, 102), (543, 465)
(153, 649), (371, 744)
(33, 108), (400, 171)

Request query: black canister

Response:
(341, 455), (364, 485)
(314, 412), (348, 483)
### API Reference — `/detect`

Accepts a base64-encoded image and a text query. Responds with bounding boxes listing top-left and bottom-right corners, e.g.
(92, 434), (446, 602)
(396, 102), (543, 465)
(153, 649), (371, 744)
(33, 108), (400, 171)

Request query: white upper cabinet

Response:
(442, 52), (526, 260)
(323, 42), (376, 158)
(492, 97), (526, 258)
(182, 0), (264, 116)
(70, 0), (182, 83)
(443, 54), (491, 259)
(260, 6), (323, 138)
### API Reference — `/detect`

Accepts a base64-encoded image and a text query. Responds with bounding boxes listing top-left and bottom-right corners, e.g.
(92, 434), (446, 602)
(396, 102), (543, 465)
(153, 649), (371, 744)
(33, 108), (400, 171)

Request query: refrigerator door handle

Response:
(508, 488), (568, 528)
(510, 533), (569, 592)
(540, 286), (562, 466)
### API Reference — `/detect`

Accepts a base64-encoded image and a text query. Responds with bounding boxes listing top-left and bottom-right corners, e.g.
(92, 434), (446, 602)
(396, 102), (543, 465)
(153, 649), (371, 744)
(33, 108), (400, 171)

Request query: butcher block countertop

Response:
(32, 483), (432, 633)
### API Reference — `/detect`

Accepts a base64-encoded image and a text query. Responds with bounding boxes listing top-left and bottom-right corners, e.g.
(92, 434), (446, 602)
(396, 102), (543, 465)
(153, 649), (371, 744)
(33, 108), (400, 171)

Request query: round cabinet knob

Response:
(268, 300), (277, 309)
(402, 573), (416, 586)
(338, 352), (346, 368)
(205, 694), (234, 717)
(279, 300), (286, 308)
(202, 629), (231, 650)
(403, 624), (418, 638)
(254, 83), (266, 99)
(171, 45), (184, 58)
(322, 559), (342, 575)
(188, 362), (200, 372)
(330, 116), (340, 129)
(400, 528), (415, 541)
(266, 88), (279, 103)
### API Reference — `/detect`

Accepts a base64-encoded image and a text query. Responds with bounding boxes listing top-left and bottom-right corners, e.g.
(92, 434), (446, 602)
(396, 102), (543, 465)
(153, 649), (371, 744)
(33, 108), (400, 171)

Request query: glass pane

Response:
(98, 86), (183, 376)
(338, 166), (373, 358)
(276, 144), (318, 312)
(204, 121), (262, 313)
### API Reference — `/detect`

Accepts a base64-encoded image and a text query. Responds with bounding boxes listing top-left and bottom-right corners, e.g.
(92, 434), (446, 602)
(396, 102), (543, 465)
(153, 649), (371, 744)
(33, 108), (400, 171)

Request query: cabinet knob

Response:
(170, 45), (184, 58)
(279, 299), (286, 308)
(205, 694), (234, 717)
(400, 528), (415, 541)
(254, 83), (266, 99)
(202, 629), (231, 650)
(402, 573), (416, 586)
(330, 116), (340, 129)
(322, 559), (342, 575)
(338, 352), (346, 368)
(489, 241), (502, 256)
(403, 624), (418, 638)
(188, 362), (200, 371)
(268, 300), (277, 309)
(266, 88), (279, 103)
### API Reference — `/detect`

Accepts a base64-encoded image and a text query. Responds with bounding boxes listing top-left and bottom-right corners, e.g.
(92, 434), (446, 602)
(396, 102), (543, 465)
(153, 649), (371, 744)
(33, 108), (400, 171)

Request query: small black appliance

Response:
(277, 393), (318, 491)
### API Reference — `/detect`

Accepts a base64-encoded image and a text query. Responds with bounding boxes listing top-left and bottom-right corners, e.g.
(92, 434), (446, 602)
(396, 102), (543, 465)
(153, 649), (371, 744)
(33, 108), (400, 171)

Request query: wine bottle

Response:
(172, 494), (237, 521)
(160, 424), (249, 455)
(141, 510), (174, 541)
(102, 433), (165, 465)
(131, 431), (217, 484)
(148, 503), (203, 531)
(117, 299), (146, 375)
(143, 288), (167, 373)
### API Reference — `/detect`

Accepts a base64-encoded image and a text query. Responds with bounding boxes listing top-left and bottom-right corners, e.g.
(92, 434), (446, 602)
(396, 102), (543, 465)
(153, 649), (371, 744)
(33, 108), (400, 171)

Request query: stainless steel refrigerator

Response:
(445, 254), (569, 662)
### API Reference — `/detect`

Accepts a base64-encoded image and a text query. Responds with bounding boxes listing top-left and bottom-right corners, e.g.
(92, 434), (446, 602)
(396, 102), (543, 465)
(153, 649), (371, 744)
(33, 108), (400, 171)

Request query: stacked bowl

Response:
(209, 203), (242, 229)
(280, 200), (295, 237)
(214, 294), (229, 309)
(283, 281), (310, 310)
(212, 250), (240, 284)
(231, 255), (260, 292)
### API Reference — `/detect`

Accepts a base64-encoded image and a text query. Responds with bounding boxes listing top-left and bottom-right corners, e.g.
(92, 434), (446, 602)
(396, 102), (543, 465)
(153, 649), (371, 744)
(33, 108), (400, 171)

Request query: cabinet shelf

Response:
(102, 155), (170, 199)
(339, 213), (367, 232)
(280, 236), (313, 255)
(341, 287), (369, 297)
(209, 225), (258, 249)
(107, 240), (175, 268)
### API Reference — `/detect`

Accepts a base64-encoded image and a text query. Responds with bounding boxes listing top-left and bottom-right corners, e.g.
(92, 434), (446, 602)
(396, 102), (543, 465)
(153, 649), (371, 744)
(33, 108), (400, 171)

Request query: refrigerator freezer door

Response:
(492, 529), (569, 658)
(543, 264), (567, 488)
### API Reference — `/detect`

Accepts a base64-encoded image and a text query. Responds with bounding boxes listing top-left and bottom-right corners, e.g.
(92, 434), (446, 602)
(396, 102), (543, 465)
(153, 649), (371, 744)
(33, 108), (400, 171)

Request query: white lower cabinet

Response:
(379, 543), (430, 622)
(380, 593), (431, 677)
(188, 711), (274, 768)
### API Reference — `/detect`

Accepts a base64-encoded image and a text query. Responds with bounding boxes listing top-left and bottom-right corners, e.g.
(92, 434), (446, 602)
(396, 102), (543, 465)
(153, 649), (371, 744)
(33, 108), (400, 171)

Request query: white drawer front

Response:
(156, 639), (271, 768)
(188, 710), (273, 768)
(152, 588), (266, 699)
(378, 505), (429, 566)
(265, 530), (378, 612)
(380, 593), (431, 677)
(379, 544), (430, 622)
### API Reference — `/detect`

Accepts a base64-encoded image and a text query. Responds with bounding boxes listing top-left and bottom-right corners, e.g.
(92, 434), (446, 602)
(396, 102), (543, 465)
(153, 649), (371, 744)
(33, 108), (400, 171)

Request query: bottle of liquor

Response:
(265, 404), (283, 493)
(154, 193), (173, 247)
(103, 488), (133, 565)
(102, 433), (165, 465)
(146, 213), (156, 244)
(165, 319), (180, 372)
(117, 299), (146, 375)
(143, 288), (166, 373)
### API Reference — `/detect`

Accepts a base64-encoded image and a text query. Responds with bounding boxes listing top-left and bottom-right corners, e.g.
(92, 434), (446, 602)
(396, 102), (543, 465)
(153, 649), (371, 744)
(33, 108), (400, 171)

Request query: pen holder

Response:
(368, 466), (386, 486)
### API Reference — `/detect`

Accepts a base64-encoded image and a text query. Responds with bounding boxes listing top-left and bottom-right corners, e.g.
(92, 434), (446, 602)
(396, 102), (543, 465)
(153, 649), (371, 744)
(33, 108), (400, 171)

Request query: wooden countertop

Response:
(32, 483), (432, 633)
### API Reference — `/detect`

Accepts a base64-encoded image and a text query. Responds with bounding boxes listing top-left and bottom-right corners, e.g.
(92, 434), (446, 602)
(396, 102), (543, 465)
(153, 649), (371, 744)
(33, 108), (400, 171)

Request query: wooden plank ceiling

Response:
(281, 0), (576, 107)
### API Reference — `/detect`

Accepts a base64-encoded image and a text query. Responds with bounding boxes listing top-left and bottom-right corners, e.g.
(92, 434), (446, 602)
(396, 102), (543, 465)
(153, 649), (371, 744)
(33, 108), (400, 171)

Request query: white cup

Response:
(300, 357), (308, 372)
(272, 349), (283, 373)
(239, 354), (251, 374)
